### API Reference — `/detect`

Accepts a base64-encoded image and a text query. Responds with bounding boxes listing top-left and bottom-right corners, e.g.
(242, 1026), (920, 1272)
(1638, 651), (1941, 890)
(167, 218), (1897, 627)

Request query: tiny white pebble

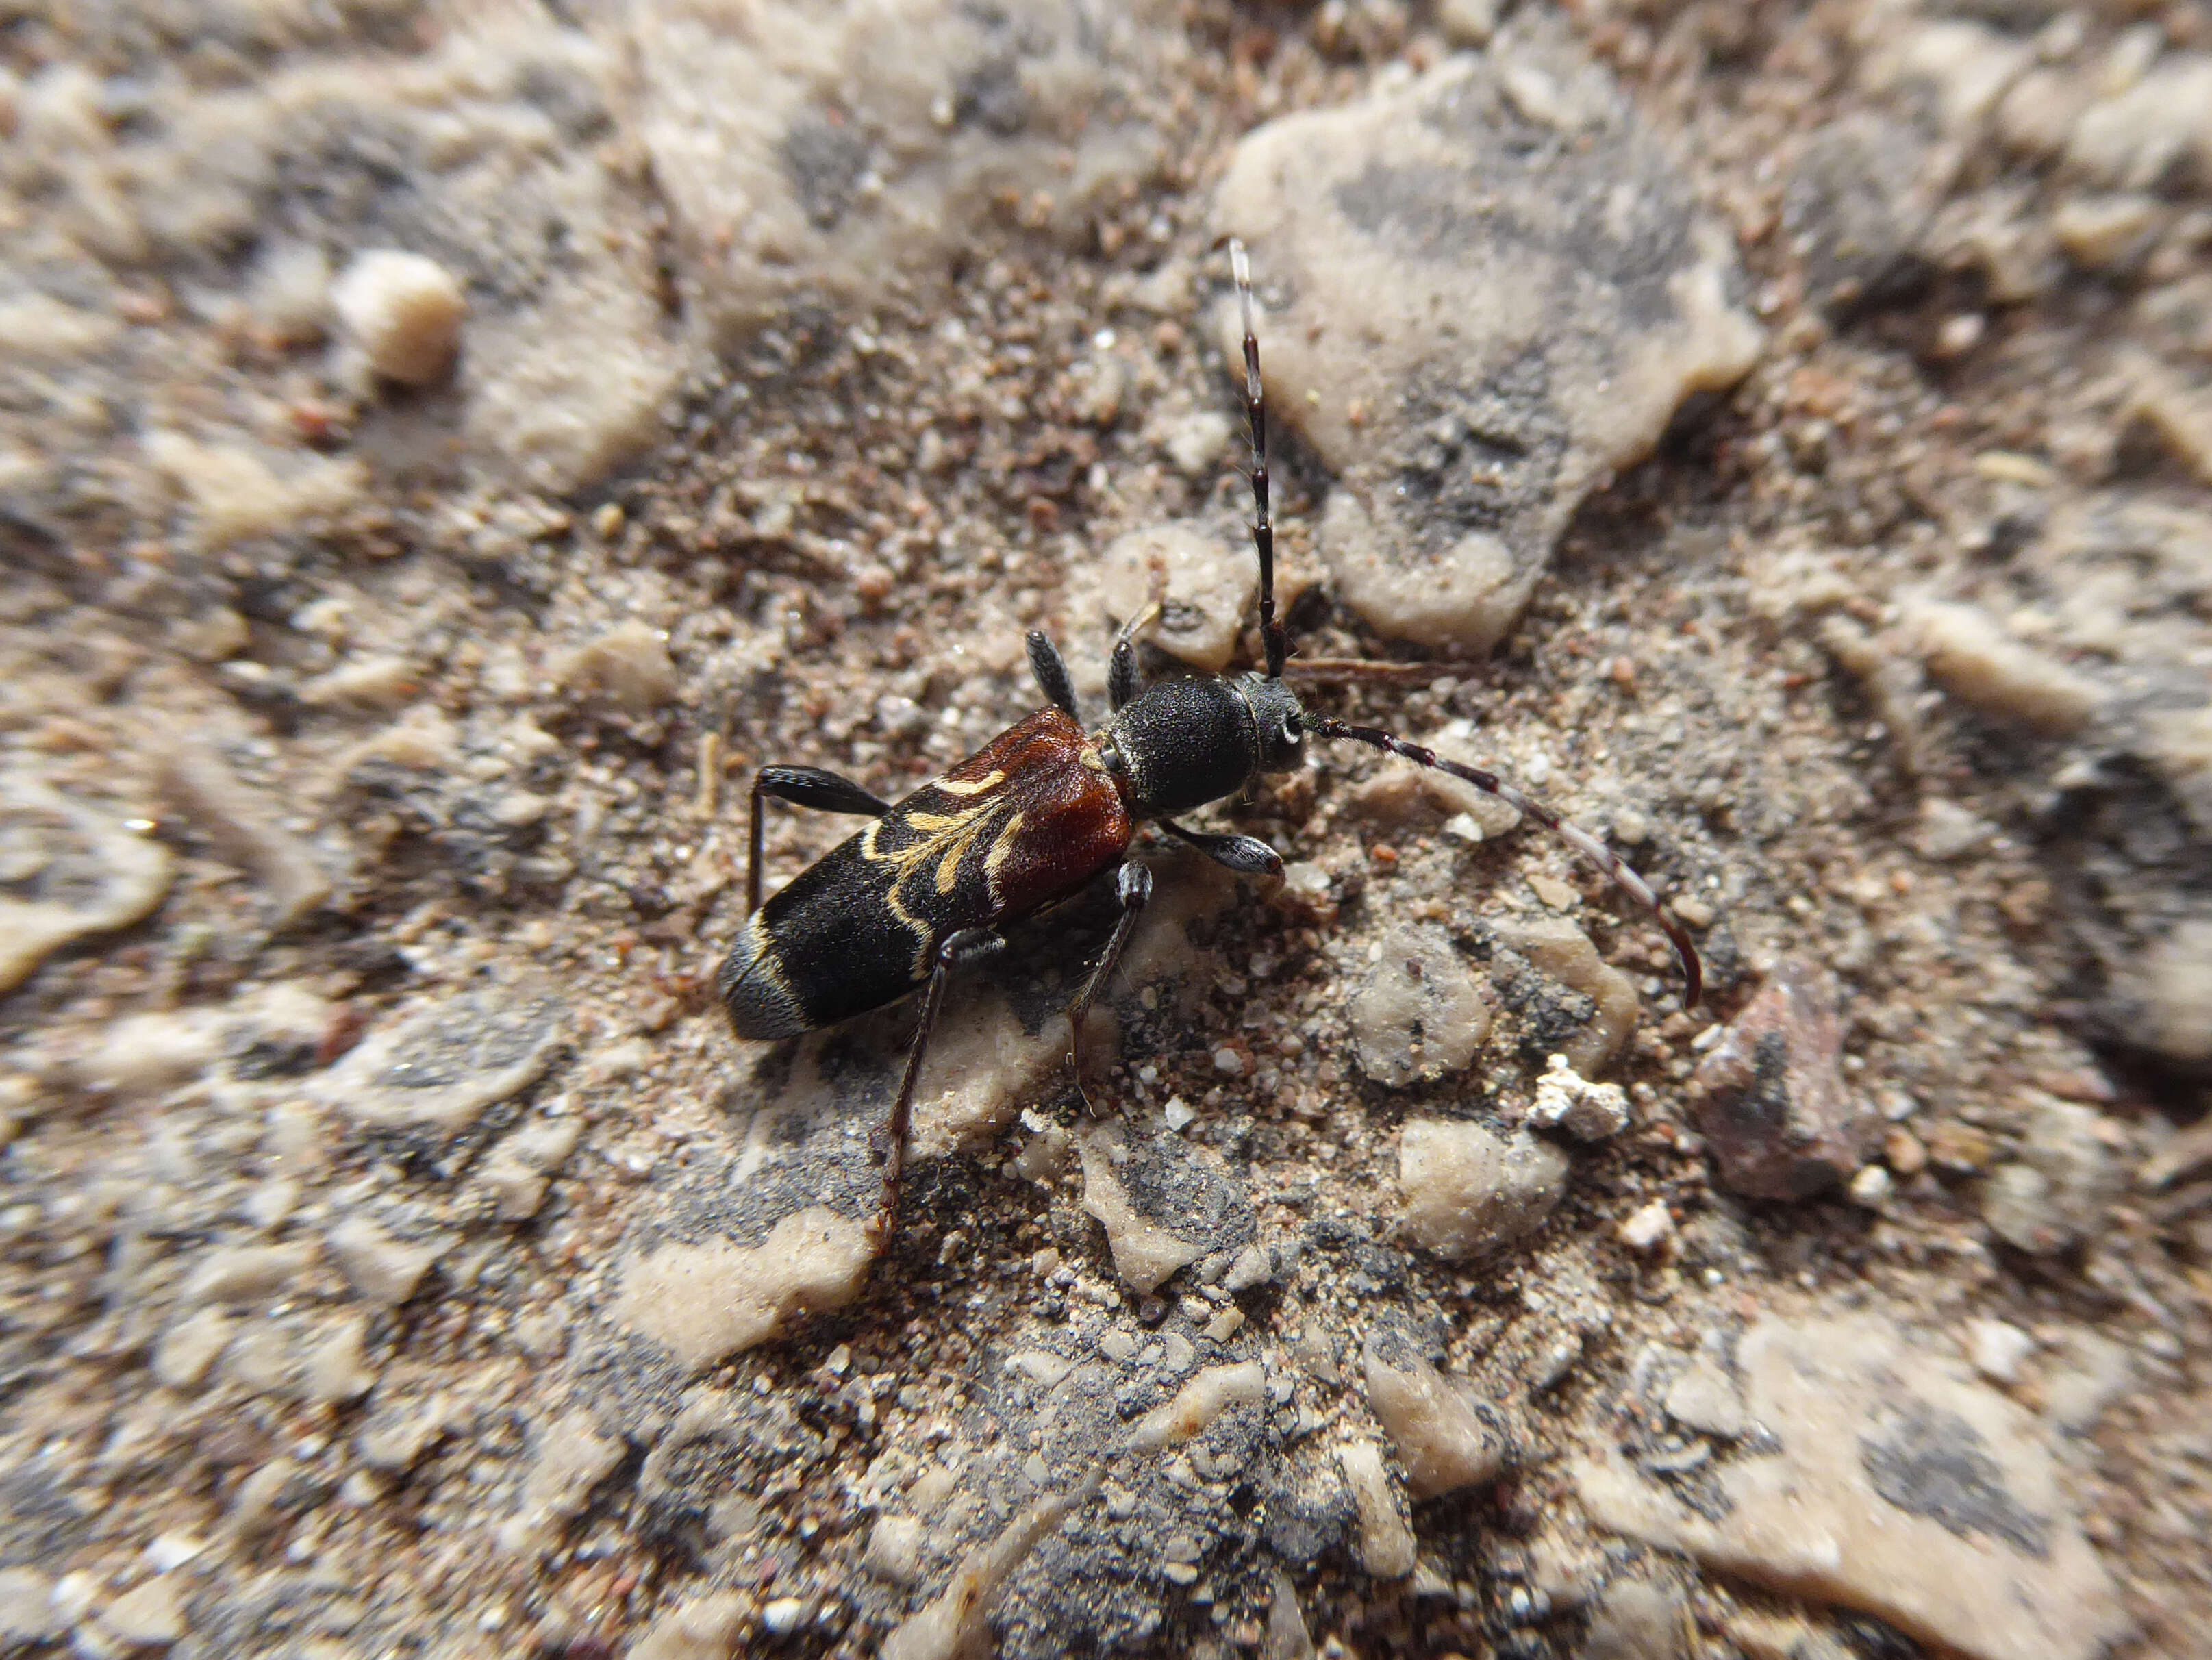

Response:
(1619, 1199), (1673, 1253)
(1968, 1318), (2035, 1384)
(1163, 1096), (1196, 1131)
(1211, 1048), (1244, 1077)
(1848, 1164), (1892, 1208)
(332, 249), (466, 386)
(762, 1598), (807, 1634)
(143, 1534), (205, 1573)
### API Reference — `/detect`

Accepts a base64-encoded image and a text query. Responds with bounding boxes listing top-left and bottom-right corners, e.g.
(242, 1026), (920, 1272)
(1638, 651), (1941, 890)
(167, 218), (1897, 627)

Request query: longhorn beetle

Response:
(720, 242), (1703, 1248)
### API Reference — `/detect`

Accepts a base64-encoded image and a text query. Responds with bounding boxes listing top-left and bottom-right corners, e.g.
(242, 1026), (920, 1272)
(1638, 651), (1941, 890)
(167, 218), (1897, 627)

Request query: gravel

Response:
(3, 0), (2208, 1653)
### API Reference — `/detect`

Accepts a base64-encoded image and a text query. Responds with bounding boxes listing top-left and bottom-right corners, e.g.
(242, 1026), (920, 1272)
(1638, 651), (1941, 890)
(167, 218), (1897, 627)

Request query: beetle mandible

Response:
(720, 242), (1703, 1249)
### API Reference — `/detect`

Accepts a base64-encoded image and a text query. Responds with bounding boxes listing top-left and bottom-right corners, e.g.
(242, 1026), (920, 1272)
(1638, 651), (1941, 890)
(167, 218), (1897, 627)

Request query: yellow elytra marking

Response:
(936, 770), (1005, 797)
(983, 810), (1027, 898)
(862, 791), (1020, 968)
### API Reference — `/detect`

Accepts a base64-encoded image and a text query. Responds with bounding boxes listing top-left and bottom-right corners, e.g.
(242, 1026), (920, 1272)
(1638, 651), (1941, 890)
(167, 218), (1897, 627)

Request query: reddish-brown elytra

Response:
(722, 241), (1703, 1248)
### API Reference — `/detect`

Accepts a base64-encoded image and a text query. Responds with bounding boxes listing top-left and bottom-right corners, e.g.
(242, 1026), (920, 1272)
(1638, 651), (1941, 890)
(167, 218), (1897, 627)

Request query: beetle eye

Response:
(1281, 717), (1300, 745)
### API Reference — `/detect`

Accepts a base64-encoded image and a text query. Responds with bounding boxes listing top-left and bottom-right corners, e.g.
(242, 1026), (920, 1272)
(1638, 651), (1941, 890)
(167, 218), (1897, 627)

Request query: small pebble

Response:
(325, 1216), (446, 1308)
(1527, 1053), (1631, 1141)
(1848, 1164), (1893, 1207)
(1398, 1120), (1567, 1259)
(1968, 1318), (2036, 1385)
(760, 1598), (808, 1635)
(333, 249), (466, 386)
(1619, 1200), (1674, 1253)
(97, 1577), (186, 1648)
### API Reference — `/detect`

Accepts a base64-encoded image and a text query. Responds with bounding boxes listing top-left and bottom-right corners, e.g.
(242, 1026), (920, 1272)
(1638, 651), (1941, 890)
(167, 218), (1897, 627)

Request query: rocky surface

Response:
(1577, 1313), (2129, 1660)
(3, 1), (2210, 1657)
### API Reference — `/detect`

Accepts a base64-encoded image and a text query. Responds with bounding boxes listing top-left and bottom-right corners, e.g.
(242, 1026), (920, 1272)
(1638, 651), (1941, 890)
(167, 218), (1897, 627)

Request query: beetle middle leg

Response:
(1066, 862), (1153, 1115)
(746, 765), (892, 914)
(875, 925), (1003, 1245)
(1160, 818), (1283, 878)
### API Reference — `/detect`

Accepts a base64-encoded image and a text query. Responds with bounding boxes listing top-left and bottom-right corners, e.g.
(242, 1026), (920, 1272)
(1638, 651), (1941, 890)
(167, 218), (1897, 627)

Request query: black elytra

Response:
(722, 240), (1705, 1249)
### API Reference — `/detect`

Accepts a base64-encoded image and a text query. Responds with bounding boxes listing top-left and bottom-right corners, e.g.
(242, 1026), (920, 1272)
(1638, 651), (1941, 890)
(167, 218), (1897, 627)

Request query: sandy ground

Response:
(1, 1), (2209, 1657)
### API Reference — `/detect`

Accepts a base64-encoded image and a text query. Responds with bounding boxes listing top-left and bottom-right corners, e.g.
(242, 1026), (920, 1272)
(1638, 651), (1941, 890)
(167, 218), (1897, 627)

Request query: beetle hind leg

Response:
(746, 764), (892, 915)
(872, 927), (1003, 1248)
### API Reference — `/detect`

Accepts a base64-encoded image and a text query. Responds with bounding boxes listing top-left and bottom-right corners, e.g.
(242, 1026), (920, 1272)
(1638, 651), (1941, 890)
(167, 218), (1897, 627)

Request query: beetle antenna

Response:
(1230, 240), (1287, 681)
(1301, 714), (1703, 1007)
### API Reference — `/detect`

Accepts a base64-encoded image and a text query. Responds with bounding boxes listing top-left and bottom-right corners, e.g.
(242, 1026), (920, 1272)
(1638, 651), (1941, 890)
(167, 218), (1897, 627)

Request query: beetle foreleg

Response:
(875, 926), (1003, 1248)
(746, 765), (894, 915)
(1067, 862), (1153, 1116)
(1107, 599), (1161, 714)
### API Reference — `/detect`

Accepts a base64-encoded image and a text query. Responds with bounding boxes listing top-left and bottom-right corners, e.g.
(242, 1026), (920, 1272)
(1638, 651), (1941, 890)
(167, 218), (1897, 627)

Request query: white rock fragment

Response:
(1398, 1119), (1568, 1260)
(225, 1459), (301, 1539)
(2118, 918), (2212, 1072)
(1496, 917), (1641, 1076)
(2063, 54), (2212, 190)
(96, 1576), (185, 1649)
(1848, 1164), (1894, 1207)
(299, 655), (418, 710)
(1528, 1053), (1631, 1140)
(313, 979), (564, 1135)
(72, 1011), (218, 1097)
(1077, 1122), (1205, 1294)
(155, 743), (331, 929)
(629, 1590), (748, 1660)
(249, 240), (331, 347)
(325, 1216), (447, 1308)
(1907, 599), (2104, 735)
(142, 430), (368, 553)
(142, 1535), (205, 1574)
(865, 1514), (927, 1585)
(356, 1395), (457, 1473)
(1582, 1579), (1688, 1660)
(1350, 925), (1490, 1086)
(1361, 1335), (1509, 1499)
(1337, 1437), (1416, 1578)
(2052, 193), (2162, 268)
(557, 620), (679, 714)
(612, 1206), (878, 1370)
(759, 1599), (807, 1635)
(1968, 1319), (2036, 1385)
(882, 1477), (1100, 1660)
(480, 1117), (583, 1220)
(333, 249), (467, 386)
(0, 777), (174, 994)
(498, 1408), (625, 1555)
(183, 1242), (316, 1305)
(152, 1309), (232, 1396)
(629, 0), (1164, 346)
(1095, 521), (1257, 673)
(302, 1313), (378, 1405)
(1214, 44), (1760, 651)
(1618, 1199), (1674, 1253)
(1661, 1359), (1748, 1440)
(1576, 1313), (2127, 1660)
(1127, 1362), (1266, 1453)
